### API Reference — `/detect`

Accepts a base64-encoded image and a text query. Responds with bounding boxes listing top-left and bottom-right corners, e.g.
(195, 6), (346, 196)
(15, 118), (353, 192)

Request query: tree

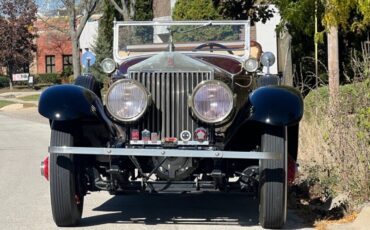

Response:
(91, 0), (117, 81)
(173, 0), (221, 20)
(322, 1), (353, 104)
(214, 0), (274, 23)
(0, 0), (37, 89)
(322, 0), (370, 104)
(134, 0), (152, 21)
(173, 0), (274, 22)
(273, 0), (324, 37)
(108, 0), (152, 20)
(172, 0), (241, 44)
(62, 0), (98, 78)
(274, 0), (370, 98)
(91, 0), (152, 81)
(273, 0), (326, 91)
(108, 0), (135, 21)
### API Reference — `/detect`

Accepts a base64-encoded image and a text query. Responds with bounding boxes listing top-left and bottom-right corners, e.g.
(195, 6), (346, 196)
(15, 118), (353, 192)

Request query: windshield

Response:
(114, 21), (250, 60)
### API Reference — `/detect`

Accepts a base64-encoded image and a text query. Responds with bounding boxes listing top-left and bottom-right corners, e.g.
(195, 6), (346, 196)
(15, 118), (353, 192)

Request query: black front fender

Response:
(225, 86), (303, 149)
(248, 86), (304, 126)
(39, 84), (117, 136)
(38, 85), (98, 121)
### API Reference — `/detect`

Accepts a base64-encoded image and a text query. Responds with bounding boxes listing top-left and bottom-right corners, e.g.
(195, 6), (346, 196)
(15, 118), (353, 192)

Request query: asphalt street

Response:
(0, 112), (314, 230)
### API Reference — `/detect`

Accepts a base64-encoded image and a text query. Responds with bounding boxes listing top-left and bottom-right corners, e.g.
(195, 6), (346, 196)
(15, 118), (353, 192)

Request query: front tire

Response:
(259, 126), (287, 229)
(50, 122), (84, 226)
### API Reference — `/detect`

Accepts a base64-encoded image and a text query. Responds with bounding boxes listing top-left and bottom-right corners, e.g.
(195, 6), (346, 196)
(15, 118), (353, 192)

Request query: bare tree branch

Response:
(36, 15), (69, 34)
(129, 0), (136, 20)
(76, 0), (98, 38)
(108, 0), (134, 21)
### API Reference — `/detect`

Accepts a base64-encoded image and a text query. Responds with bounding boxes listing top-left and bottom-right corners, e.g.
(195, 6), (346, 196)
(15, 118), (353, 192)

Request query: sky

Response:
(36, 0), (64, 12)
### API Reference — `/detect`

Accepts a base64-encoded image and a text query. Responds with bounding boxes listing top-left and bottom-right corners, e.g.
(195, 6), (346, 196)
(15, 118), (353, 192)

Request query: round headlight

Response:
(101, 58), (116, 74)
(244, 58), (259, 72)
(190, 80), (234, 124)
(260, 52), (276, 67)
(106, 79), (150, 122)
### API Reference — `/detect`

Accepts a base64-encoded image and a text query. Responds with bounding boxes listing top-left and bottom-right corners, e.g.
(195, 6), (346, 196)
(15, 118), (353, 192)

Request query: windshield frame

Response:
(113, 20), (251, 63)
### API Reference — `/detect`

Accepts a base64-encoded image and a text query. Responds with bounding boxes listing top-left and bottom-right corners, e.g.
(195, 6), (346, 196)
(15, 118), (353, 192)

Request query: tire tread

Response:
(50, 123), (83, 227)
(259, 127), (286, 229)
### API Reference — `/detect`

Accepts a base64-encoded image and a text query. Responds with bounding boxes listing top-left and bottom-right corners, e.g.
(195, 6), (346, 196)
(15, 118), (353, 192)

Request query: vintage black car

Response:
(39, 21), (303, 229)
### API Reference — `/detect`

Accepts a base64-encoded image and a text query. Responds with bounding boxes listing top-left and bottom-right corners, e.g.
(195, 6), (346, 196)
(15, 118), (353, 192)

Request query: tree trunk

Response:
(7, 63), (13, 90)
(71, 33), (81, 78)
(327, 25), (339, 106)
(64, 0), (97, 79)
(108, 0), (133, 20)
(277, 28), (293, 86)
(8, 77), (13, 91)
(67, 6), (81, 79)
(153, 0), (171, 19)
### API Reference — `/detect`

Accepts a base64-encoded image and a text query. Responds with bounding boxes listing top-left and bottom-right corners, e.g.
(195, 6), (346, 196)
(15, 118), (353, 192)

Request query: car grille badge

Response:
(194, 127), (207, 142)
(141, 129), (151, 142)
(131, 129), (140, 141)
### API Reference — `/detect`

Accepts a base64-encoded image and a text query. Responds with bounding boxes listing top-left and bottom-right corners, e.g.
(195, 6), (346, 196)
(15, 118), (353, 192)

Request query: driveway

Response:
(0, 111), (313, 230)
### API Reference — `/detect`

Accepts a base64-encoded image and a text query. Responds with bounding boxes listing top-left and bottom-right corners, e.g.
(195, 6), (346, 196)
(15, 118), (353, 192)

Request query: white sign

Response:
(12, 73), (29, 82)
(28, 76), (34, 84)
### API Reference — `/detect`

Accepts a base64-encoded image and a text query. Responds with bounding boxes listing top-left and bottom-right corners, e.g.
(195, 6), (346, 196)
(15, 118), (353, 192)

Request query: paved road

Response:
(0, 113), (313, 230)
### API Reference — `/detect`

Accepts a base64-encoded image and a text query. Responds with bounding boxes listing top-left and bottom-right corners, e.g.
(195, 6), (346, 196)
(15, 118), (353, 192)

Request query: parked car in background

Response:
(39, 20), (303, 229)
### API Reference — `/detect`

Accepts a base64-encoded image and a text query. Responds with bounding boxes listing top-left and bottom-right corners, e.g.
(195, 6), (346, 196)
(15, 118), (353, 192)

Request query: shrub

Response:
(0, 76), (9, 88)
(173, 0), (221, 20)
(36, 73), (61, 84)
(299, 78), (370, 208)
(61, 66), (73, 78)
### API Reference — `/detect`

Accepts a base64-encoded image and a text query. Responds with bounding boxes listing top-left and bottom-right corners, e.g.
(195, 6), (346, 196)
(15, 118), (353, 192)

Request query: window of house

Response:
(63, 55), (73, 70)
(45, 55), (55, 73)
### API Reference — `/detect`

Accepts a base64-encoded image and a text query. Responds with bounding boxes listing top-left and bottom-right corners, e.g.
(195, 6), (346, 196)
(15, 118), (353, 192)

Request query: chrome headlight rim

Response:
(260, 52), (276, 67)
(189, 80), (235, 124)
(244, 57), (259, 72)
(100, 58), (117, 74)
(105, 79), (151, 122)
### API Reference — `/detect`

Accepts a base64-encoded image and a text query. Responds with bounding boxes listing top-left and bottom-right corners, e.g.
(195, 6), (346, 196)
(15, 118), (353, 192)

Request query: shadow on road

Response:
(80, 192), (312, 228)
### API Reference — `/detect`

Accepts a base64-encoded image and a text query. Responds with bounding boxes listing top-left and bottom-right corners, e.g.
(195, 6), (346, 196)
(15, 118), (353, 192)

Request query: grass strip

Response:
(18, 94), (40, 101)
(0, 100), (15, 109)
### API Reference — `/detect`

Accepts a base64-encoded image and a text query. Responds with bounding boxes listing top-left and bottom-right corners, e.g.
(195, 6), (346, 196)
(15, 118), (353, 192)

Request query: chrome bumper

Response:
(49, 146), (281, 160)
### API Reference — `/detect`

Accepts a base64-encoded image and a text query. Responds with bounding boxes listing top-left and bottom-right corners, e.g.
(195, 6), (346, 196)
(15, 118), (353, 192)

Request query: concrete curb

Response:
(0, 103), (24, 111)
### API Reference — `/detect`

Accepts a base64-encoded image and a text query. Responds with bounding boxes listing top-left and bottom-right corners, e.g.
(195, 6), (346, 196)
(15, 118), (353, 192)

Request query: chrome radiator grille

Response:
(129, 71), (213, 139)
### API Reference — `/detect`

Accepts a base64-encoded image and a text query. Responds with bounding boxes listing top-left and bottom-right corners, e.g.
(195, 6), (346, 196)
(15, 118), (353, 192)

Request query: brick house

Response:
(32, 17), (73, 75)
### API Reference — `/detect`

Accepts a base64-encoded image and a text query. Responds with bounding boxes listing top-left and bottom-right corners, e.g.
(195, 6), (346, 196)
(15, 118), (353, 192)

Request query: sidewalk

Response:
(0, 91), (41, 98)
(0, 90), (41, 108)
(327, 205), (370, 230)
(0, 90), (46, 123)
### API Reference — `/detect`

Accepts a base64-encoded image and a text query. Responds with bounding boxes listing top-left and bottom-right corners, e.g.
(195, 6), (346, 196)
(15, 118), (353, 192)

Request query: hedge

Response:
(0, 76), (9, 88)
(0, 74), (63, 88)
(36, 73), (61, 84)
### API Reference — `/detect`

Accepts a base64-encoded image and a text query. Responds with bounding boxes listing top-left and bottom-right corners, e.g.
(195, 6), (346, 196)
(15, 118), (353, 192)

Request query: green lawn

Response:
(0, 100), (15, 108)
(18, 94), (40, 101)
